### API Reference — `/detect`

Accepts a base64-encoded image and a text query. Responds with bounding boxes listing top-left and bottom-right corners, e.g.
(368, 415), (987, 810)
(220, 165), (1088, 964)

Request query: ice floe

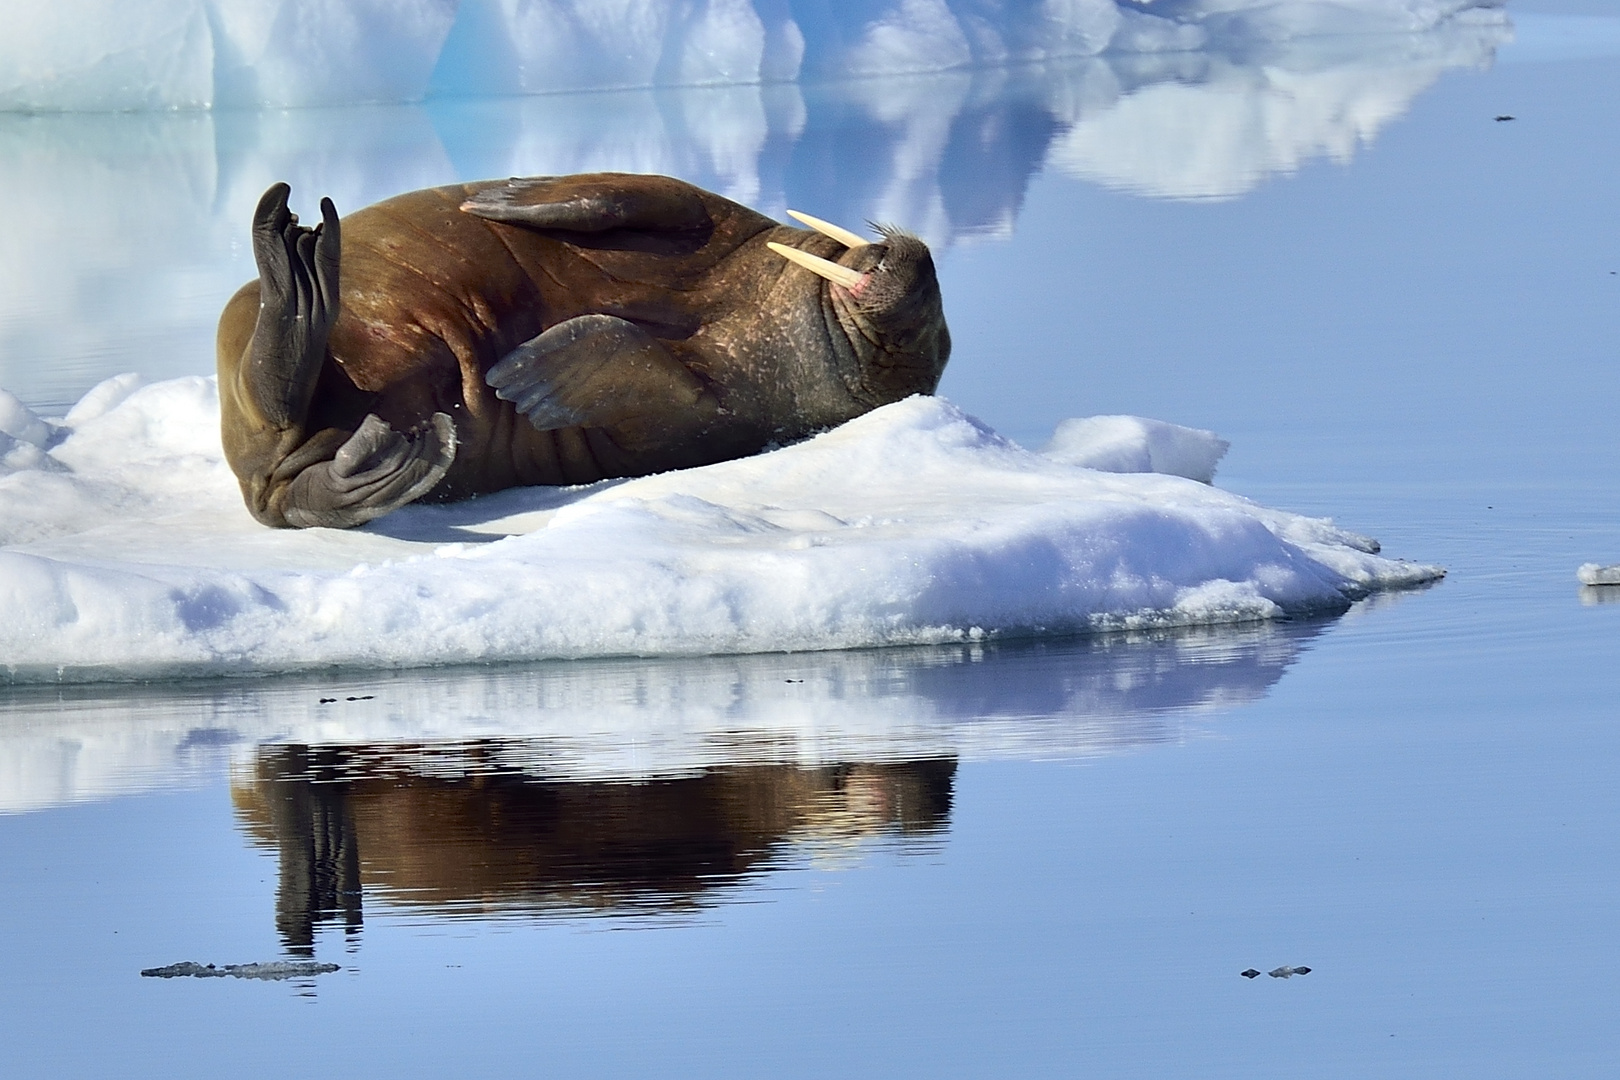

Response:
(1577, 563), (1620, 587)
(0, 375), (1440, 684)
(0, 0), (1509, 111)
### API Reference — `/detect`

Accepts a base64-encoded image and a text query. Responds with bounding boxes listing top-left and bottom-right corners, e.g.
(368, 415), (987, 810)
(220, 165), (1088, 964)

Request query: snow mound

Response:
(0, 376), (1440, 683)
(1043, 415), (1230, 483)
(0, 0), (1508, 111)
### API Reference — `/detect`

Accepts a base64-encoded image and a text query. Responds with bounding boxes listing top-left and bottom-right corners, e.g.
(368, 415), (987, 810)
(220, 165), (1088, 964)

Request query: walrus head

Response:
(769, 213), (951, 407)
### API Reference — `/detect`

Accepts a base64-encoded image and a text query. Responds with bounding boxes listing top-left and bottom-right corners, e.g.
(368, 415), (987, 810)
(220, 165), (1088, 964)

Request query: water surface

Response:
(3, 12), (1619, 1076)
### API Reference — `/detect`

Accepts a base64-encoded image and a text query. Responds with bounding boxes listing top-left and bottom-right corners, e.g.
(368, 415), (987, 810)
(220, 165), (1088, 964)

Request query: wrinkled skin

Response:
(217, 172), (951, 529)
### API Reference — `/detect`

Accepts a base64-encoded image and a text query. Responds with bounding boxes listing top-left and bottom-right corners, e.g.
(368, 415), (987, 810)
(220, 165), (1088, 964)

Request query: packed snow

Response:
(0, 375), (1440, 684)
(0, 0), (1508, 111)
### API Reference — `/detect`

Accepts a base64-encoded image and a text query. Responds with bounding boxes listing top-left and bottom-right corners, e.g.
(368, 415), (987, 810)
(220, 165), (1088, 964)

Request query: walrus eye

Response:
(786, 209), (870, 249)
(766, 242), (866, 290)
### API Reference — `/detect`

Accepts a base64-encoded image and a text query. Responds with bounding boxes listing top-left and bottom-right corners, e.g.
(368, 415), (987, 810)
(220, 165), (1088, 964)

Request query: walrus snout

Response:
(842, 229), (934, 311)
(766, 223), (937, 314)
(768, 216), (950, 401)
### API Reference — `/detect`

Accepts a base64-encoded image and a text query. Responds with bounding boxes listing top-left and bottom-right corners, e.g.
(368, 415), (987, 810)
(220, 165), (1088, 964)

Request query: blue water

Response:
(2, 11), (1619, 1077)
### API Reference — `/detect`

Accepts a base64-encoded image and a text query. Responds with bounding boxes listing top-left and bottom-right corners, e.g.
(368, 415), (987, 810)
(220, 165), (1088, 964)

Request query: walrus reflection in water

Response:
(232, 746), (954, 949)
(215, 173), (951, 528)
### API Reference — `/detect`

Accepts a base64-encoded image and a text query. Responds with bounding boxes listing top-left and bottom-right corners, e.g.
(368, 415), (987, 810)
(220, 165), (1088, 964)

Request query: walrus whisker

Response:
(766, 242), (866, 290)
(786, 210), (870, 248)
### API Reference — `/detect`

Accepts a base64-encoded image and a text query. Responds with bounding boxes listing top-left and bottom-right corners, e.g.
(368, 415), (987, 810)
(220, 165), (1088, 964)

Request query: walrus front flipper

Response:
(488, 315), (716, 442)
(459, 175), (710, 235)
(281, 413), (457, 529)
(246, 183), (341, 429)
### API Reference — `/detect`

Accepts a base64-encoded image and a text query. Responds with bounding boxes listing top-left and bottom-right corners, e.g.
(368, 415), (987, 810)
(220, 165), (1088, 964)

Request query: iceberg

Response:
(0, 375), (1439, 684)
(0, 0), (1508, 112)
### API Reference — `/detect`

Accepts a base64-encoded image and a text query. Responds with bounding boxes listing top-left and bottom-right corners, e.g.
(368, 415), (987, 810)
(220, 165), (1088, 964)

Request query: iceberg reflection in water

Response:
(0, 21), (1504, 411)
(0, 620), (1327, 816)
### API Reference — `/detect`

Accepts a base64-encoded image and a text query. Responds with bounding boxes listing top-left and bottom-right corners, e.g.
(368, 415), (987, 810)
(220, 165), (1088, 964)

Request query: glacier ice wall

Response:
(0, 0), (1507, 111)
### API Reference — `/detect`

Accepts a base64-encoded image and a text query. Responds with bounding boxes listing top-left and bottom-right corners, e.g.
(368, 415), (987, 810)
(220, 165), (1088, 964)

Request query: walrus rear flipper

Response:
(459, 174), (711, 235)
(281, 413), (457, 529)
(487, 315), (716, 447)
(246, 183), (340, 429)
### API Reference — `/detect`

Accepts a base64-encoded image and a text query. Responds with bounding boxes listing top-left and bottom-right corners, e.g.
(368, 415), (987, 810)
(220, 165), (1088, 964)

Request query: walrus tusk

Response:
(786, 209), (870, 249)
(767, 242), (866, 290)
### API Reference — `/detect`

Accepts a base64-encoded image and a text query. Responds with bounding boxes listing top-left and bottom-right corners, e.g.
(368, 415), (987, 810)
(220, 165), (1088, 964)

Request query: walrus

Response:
(216, 173), (951, 528)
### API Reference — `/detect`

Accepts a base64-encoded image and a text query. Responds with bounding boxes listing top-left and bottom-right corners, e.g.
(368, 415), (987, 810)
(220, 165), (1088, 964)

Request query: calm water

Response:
(3, 9), (1619, 1076)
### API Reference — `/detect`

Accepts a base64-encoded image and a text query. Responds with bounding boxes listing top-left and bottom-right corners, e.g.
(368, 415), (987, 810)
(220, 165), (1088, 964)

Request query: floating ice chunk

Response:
(0, 378), (1441, 682)
(1577, 563), (1620, 586)
(1042, 415), (1230, 483)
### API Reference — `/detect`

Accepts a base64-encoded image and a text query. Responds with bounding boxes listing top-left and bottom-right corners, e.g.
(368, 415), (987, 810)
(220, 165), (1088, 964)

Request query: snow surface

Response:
(0, 0), (1508, 111)
(0, 375), (1439, 684)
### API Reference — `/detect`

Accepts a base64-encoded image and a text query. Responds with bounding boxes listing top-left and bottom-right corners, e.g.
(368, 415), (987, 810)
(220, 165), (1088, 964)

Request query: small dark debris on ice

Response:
(141, 961), (340, 981)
